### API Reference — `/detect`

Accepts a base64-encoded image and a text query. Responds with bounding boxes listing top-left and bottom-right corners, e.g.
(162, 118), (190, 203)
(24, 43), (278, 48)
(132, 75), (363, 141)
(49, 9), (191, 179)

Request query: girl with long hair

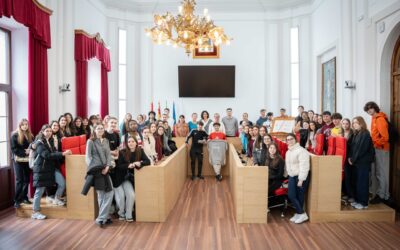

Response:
(10, 118), (34, 208)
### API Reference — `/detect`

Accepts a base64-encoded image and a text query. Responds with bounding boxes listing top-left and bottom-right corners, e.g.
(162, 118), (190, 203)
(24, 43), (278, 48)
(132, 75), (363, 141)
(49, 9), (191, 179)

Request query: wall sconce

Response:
(344, 80), (356, 89)
(59, 83), (71, 93)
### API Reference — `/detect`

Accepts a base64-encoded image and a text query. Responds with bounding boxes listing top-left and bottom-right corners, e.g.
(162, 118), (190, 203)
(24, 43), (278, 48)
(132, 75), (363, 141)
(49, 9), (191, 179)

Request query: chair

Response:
(314, 134), (325, 155)
(268, 179), (289, 217)
(326, 137), (336, 155)
(79, 135), (87, 154)
(60, 136), (83, 177)
(335, 137), (347, 179)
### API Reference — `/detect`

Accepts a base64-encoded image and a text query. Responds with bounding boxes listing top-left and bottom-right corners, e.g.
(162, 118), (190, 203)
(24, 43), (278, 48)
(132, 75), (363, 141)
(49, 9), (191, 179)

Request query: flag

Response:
(157, 101), (161, 120)
(172, 102), (176, 125)
(150, 101), (154, 112)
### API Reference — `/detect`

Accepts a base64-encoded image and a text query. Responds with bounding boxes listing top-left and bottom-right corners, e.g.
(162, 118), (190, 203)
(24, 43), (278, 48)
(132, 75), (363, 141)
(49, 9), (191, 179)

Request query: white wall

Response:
(107, 14), (311, 123)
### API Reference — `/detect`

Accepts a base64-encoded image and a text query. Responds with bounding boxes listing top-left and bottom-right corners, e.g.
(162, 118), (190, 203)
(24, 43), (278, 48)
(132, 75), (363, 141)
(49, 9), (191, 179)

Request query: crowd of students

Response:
(10, 101), (392, 226)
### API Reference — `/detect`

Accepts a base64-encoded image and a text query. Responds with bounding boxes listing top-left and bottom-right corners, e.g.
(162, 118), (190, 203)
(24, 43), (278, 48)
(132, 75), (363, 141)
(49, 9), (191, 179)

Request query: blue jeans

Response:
(54, 170), (66, 198)
(288, 174), (310, 214)
(355, 163), (370, 206)
(33, 187), (46, 212)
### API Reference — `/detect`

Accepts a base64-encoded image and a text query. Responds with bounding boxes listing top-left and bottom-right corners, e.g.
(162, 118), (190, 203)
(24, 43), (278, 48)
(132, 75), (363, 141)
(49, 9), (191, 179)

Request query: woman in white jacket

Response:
(285, 133), (310, 224)
(142, 127), (157, 165)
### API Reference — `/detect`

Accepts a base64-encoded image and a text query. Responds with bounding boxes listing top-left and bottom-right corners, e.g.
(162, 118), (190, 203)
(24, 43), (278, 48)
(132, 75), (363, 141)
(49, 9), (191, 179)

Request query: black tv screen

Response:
(178, 66), (235, 97)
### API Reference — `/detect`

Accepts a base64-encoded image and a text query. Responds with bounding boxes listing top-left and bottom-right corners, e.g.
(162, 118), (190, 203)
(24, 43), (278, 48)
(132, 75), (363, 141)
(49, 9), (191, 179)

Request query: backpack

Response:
(385, 118), (399, 145)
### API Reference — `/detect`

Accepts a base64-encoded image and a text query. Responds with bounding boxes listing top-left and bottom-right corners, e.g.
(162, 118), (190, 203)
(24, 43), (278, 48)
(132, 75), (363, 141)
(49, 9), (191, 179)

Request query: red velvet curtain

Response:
(0, 0), (52, 134)
(100, 65), (109, 117)
(75, 61), (88, 118)
(75, 32), (111, 118)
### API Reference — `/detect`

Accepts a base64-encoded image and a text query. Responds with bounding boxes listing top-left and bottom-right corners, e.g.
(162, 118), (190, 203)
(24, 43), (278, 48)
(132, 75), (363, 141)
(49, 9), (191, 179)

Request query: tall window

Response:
(290, 27), (300, 115)
(118, 29), (127, 122)
(0, 28), (11, 168)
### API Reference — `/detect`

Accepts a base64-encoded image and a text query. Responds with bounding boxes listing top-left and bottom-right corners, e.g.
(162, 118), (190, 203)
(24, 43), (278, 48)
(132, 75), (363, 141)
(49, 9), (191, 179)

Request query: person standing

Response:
(222, 108), (238, 137)
(256, 109), (268, 126)
(10, 119), (34, 208)
(208, 123), (227, 181)
(174, 115), (189, 137)
(32, 125), (71, 220)
(364, 101), (391, 204)
(85, 124), (114, 227)
(285, 133), (310, 224)
(185, 121), (208, 180)
(347, 116), (375, 209)
(188, 113), (198, 132)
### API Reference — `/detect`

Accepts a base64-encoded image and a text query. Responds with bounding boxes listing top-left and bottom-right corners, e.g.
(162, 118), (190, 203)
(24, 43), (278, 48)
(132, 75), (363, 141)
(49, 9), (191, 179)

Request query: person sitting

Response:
(247, 126), (258, 158)
(240, 125), (250, 155)
(263, 134), (273, 149)
(122, 120), (142, 149)
(256, 109), (268, 126)
(208, 122), (227, 181)
(265, 143), (285, 196)
(252, 131), (265, 166)
(114, 136), (150, 222)
(145, 111), (157, 126)
(299, 120), (310, 148)
(119, 113), (132, 136)
(306, 121), (318, 153)
(317, 111), (335, 152)
(186, 121), (208, 180)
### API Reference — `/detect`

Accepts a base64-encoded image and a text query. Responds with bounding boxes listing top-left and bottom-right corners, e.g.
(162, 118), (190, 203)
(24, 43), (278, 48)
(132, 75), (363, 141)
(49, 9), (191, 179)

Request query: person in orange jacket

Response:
(364, 101), (391, 205)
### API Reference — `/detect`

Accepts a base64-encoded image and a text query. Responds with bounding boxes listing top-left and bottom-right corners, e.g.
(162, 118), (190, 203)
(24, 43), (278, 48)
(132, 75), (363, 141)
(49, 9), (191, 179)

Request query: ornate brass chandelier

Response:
(145, 0), (232, 55)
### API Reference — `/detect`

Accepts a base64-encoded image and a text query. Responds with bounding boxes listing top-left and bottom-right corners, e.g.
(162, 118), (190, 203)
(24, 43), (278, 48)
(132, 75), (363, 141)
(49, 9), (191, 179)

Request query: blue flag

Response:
(172, 102), (176, 125)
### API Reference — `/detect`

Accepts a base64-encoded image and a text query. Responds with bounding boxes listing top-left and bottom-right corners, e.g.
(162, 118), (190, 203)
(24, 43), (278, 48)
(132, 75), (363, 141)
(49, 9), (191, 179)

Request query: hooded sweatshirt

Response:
(371, 112), (389, 151)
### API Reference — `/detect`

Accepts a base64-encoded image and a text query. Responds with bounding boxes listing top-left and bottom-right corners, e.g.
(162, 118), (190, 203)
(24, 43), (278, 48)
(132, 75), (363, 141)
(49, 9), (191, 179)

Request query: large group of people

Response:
(10, 101), (392, 226)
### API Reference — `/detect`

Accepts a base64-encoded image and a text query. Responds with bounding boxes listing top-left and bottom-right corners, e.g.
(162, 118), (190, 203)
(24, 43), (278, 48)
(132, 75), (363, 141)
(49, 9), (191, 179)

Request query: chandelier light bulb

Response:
(183, 31), (188, 39)
(213, 30), (219, 38)
(226, 40), (231, 45)
(178, 5), (183, 14)
(203, 8), (208, 15)
(198, 38), (203, 45)
(173, 43), (178, 48)
(206, 15), (211, 22)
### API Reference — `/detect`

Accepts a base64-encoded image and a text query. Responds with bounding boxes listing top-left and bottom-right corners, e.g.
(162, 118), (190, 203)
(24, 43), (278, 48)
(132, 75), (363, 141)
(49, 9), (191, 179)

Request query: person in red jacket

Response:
(364, 101), (391, 205)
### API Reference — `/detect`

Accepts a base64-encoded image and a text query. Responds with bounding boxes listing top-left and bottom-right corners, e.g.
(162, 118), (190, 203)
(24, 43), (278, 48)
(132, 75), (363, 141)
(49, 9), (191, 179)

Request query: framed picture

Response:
(193, 40), (220, 59)
(321, 57), (336, 113)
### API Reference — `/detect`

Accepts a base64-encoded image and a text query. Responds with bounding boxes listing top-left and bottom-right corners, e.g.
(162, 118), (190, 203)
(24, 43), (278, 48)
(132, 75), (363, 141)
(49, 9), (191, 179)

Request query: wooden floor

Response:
(1, 177), (400, 250)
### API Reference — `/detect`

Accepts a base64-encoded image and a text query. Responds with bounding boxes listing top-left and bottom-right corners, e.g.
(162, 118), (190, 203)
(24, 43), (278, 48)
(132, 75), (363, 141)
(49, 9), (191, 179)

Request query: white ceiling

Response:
(100, 0), (314, 13)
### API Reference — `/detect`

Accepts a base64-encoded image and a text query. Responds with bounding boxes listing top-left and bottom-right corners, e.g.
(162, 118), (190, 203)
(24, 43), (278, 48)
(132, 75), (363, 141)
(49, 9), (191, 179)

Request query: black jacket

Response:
(348, 130), (375, 165)
(32, 139), (64, 188)
(10, 132), (30, 158)
(266, 157), (285, 181)
(113, 148), (150, 187)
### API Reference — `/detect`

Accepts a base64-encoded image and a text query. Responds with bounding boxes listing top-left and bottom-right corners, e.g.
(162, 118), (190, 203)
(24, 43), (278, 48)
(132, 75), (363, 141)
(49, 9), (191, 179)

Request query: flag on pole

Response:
(157, 101), (161, 120)
(172, 102), (176, 125)
(150, 101), (154, 112)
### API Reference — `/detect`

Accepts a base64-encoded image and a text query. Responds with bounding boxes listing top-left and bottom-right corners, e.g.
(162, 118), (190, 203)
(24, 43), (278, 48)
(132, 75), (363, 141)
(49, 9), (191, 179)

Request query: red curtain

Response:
(75, 61), (88, 118)
(75, 32), (111, 118)
(100, 65), (109, 117)
(0, 0), (52, 134)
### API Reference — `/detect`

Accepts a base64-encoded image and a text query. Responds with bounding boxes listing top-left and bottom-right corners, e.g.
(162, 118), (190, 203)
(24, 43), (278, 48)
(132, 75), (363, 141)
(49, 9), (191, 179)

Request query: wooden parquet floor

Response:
(0, 177), (400, 250)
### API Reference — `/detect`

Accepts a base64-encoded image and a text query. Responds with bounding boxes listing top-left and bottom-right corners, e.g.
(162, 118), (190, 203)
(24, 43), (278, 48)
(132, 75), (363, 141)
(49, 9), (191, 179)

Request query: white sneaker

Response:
(46, 196), (55, 204)
(31, 212), (46, 220)
(350, 202), (358, 207)
(290, 213), (299, 222)
(348, 198), (355, 203)
(294, 213), (309, 224)
(53, 198), (65, 206)
(354, 203), (368, 210)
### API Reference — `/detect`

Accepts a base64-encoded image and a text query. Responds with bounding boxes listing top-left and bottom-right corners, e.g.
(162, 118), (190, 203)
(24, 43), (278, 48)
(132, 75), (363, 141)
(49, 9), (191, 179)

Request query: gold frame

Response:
(192, 45), (220, 59)
(321, 57), (336, 113)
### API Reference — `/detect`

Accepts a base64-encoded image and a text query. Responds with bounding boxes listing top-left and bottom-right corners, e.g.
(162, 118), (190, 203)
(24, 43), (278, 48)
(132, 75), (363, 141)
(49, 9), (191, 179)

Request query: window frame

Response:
(118, 29), (127, 122)
(0, 27), (13, 169)
(290, 26), (300, 116)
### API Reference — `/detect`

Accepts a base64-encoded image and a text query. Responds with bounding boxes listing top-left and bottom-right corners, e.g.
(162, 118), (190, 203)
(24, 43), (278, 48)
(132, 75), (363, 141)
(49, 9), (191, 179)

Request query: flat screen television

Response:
(178, 65), (235, 97)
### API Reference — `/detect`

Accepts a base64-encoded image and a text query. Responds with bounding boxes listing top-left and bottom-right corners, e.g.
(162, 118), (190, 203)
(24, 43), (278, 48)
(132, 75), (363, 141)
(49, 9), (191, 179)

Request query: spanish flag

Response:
(157, 101), (161, 120)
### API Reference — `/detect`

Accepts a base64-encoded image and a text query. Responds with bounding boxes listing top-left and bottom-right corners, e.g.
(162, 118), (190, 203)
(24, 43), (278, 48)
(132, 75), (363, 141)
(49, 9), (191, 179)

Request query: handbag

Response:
(15, 156), (29, 163)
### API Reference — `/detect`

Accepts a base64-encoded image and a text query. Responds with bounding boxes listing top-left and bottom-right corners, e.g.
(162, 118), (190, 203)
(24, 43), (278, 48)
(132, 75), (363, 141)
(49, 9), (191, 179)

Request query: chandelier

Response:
(145, 0), (232, 55)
